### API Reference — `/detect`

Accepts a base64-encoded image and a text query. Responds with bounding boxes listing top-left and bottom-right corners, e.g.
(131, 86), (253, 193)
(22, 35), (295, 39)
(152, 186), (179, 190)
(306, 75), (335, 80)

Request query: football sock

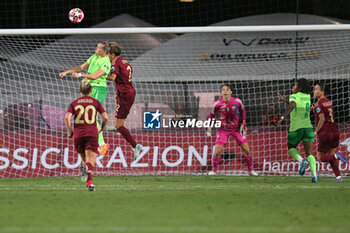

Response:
(212, 155), (220, 172)
(96, 121), (105, 146)
(307, 155), (317, 177)
(117, 126), (137, 148)
(85, 162), (93, 172)
(330, 159), (341, 177)
(321, 154), (335, 162)
(288, 148), (303, 162)
(244, 154), (253, 172)
(87, 173), (92, 182)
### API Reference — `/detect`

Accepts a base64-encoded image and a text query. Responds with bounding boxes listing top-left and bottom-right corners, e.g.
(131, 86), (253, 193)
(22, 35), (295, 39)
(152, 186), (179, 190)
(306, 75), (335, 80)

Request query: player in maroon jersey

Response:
(207, 84), (258, 176)
(107, 42), (142, 160)
(65, 79), (109, 191)
(313, 83), (347, 182)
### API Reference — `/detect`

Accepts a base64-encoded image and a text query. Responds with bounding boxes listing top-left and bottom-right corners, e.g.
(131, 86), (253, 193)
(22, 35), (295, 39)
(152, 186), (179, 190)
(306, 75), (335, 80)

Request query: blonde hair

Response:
(99, 41), (111, 54)
(109, 41), (122, 56)
(80, 78), (92, 95)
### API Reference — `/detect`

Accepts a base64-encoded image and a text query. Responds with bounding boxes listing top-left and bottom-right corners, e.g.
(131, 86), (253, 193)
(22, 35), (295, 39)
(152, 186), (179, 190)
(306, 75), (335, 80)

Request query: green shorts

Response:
(287, 128), (315, 145)
(91, 86), (107, 105)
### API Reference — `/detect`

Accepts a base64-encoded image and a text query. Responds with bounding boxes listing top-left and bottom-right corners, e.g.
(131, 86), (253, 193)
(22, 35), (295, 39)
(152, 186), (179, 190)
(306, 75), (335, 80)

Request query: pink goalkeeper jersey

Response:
(208, 97), (246, 131)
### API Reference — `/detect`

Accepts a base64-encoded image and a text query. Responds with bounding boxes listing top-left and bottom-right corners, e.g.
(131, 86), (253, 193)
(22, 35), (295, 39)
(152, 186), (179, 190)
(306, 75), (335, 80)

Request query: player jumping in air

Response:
(207, 84), (258, 176)
(313, 83), (347, 182)
(276, 78), (318, 183)
(65, 79), (108, 191)
(107, 42), (142, 160)
(60, 41), (111, 156)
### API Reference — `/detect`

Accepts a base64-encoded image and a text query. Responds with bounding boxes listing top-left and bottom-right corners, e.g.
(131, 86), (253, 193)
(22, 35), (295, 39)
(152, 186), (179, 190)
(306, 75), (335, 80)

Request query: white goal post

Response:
(0, 24), (350, 178)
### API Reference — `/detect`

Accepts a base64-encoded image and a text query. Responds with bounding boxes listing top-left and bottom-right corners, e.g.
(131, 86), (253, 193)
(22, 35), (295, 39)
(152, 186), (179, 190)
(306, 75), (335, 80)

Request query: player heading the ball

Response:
(65, 78), (109, 191)
(107, 42), (142, 160)
(207, 84), (258, 176)
(60, 41), (111, 156)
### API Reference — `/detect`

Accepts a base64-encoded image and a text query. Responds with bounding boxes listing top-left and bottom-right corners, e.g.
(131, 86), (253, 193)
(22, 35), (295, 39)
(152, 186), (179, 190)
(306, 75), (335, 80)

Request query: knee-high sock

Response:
(243, 154), (253, 172)
(212, 155), (220, 172)
(307, 155), (317, 177)
(288, 148), (303, 162)
(85, 162), (93, 171)
(85, 162), (93, 182)
(329, 159), (341, 177)
(117, 126), (137, 148)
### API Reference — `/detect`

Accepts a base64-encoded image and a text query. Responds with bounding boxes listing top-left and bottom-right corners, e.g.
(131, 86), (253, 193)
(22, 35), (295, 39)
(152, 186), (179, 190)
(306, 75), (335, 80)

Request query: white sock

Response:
(312, 172), (317, 178)
(297, 155), (303, 163)
(336, 176), (342, 180)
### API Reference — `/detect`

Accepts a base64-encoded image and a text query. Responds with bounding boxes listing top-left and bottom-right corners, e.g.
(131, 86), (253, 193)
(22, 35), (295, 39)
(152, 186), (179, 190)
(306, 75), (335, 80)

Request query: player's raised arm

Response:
(277, 92), (289, 103)
(60, 62), (89, 78)
(72, 69), (106, 80)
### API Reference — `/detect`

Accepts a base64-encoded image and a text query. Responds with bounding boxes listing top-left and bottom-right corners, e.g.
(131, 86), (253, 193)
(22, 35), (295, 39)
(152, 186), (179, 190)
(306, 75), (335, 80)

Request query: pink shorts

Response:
(215, 129), (248, 146)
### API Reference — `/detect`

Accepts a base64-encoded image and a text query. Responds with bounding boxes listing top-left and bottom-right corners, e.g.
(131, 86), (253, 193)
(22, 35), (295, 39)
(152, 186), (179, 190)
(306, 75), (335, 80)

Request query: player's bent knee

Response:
(214, 146), (223, 156)
(115, 119), (125, 129)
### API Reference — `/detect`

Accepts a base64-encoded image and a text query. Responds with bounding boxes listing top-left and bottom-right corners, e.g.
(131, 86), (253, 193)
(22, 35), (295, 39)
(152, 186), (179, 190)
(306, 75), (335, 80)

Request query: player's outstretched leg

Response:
(115, 119), (140, 160)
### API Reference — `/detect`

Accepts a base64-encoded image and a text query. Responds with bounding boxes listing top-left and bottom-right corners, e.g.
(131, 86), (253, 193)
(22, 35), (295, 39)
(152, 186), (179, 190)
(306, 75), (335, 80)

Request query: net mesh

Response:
(0, 29), (350, 177)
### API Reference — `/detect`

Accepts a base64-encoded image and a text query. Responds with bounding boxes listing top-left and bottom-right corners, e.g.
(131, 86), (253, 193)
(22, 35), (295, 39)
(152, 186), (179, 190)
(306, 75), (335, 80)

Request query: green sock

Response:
(307, 155), (317, 176)
(288, 148), (302, 162)
(96, 121), (105, 145)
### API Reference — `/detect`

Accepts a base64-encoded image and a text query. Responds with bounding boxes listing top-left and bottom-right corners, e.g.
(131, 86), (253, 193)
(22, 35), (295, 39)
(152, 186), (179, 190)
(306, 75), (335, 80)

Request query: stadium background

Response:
(1, 0), (350, 28)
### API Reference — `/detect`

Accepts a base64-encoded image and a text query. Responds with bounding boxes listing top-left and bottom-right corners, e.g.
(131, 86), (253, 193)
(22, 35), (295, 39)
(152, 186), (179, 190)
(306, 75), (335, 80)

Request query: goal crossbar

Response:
(1, 24), (350, 35)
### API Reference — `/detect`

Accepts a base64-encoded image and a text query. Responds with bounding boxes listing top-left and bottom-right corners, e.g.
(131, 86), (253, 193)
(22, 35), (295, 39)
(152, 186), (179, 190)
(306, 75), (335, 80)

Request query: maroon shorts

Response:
(74, 136), (99, 154)
(317, 129), (339, 153)
(115, 89), (135, 119)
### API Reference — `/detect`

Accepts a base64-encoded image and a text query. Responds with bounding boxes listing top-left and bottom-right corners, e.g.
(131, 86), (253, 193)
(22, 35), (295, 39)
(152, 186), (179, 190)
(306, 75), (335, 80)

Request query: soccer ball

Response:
(68, 8), (84, 23)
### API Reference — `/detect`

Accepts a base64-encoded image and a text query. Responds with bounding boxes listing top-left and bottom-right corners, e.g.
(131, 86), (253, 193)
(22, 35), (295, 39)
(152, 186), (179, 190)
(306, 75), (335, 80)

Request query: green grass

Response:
(0, 176), (349, 233)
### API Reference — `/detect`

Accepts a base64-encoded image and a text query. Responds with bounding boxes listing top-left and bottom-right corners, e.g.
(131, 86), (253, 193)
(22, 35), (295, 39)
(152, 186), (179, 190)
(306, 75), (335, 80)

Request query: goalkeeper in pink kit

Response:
(207, 84), (258, 176)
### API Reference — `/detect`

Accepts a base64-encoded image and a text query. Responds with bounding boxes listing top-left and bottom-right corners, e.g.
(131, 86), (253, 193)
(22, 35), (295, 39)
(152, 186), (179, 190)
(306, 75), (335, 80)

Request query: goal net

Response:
(0, 25), (350, 178)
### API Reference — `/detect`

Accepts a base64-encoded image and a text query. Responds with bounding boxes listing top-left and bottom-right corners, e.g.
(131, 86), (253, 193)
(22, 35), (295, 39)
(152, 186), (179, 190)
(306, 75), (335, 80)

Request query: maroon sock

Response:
(330, 159), (341, 177)
(321, 154), (335, 162)
(85, 162), (93, 172)
(87, 173), (92, 182)
(118, 126), (137, 148)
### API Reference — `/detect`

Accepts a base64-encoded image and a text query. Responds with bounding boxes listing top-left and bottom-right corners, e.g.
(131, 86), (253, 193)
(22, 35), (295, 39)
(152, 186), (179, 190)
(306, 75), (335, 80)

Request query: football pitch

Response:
(0, 176), (349, 233)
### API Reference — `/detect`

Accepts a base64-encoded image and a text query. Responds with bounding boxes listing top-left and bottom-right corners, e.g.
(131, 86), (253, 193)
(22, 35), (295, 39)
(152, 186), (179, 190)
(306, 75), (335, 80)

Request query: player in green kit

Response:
(60, 41), (111, 157)
(276, 78), (317, 183)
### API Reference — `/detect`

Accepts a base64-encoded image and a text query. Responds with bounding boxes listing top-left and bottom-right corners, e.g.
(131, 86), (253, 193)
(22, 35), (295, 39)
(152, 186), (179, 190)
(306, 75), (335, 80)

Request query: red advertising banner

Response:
(1, 131), (349, 178)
